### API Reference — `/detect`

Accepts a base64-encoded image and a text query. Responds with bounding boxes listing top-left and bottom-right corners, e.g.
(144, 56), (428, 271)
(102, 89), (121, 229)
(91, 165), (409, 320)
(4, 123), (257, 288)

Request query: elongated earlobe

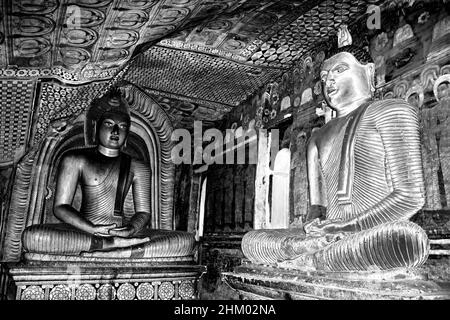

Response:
(366, 63), (376, 94)
(92, 120), (97, 144)
(123, 126), (131, 149)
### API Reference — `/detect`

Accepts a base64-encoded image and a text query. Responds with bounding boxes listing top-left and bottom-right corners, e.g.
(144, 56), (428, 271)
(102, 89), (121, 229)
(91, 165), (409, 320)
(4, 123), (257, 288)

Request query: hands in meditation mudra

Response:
(241, 26), (429, 272)
(22, 89), (195, 260)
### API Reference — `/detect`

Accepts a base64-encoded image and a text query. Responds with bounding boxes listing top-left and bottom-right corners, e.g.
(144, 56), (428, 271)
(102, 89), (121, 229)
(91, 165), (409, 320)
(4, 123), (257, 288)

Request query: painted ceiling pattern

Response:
(0, 0), (384, 84)
(123, 45), (281, 110)
(159, 0), (321, 64)
(242, 0), (383, 67)
(159, 0), (386, 68)
(32, 80), (109, 146)
(0, 0), (282, 83)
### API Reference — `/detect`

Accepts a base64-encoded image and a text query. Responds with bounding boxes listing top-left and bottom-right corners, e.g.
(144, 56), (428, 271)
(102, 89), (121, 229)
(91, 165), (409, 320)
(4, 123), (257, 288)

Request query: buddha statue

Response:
(241, 26), (429, 272)
(21, 88), (196, 259)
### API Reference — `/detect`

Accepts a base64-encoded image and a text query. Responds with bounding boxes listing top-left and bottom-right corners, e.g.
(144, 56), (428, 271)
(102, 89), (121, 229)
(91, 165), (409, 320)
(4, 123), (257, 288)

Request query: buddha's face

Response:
(437, 82), (449, 100)
(321, 52), (374, 111)
(98, 113), (130, 149)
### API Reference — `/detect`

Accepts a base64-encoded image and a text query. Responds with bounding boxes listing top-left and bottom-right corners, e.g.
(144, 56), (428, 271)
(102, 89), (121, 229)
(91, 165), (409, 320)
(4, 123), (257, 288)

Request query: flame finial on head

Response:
(326, 24), (372, 64)
(337, 25), (353, 48)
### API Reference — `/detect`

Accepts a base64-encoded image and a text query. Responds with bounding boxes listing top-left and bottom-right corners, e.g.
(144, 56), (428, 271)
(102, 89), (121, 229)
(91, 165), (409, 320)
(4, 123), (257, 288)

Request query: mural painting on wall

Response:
(421, 71), (450, 210)
(373, 9), (450, 212)
(3, 0), (259, 82)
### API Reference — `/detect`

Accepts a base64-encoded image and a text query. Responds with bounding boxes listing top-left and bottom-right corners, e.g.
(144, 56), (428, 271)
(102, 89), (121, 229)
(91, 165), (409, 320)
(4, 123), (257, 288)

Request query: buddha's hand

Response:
(304, 219), (357, 235)
(108, 225), (136, 238)
(303, 218), (322, 234)
(92, 223), (117, 237)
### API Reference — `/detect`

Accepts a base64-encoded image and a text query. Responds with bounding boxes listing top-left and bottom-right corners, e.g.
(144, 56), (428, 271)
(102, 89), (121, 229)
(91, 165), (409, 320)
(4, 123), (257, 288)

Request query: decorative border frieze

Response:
(0, 66), (119, 84)
(159, 39), (248, 63)
(379, 62), (450, 106)
(17, 279), (197, 300)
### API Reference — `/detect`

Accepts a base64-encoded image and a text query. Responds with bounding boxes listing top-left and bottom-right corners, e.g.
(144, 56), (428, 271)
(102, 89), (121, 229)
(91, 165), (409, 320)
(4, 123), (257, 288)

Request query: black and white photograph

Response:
(0, 0), (449, 310)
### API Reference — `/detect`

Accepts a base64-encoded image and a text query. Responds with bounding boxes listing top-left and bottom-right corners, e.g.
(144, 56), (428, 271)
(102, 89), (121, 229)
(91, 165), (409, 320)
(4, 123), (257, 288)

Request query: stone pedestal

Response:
(222, 262), (450, 300)
(6, 259), (206, 300)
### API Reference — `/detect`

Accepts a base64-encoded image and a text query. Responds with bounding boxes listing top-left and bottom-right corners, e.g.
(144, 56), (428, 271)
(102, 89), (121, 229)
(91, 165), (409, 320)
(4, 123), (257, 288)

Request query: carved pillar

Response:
(253, 130), (270, 230)
(269, 148), (290, 229)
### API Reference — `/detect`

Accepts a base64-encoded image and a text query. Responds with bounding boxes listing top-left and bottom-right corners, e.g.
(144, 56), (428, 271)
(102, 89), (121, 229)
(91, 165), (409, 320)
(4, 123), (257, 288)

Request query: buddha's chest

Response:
(316, 117), (382, 169)
(80, 159), (121, 186)
(315, 119), (349, 163)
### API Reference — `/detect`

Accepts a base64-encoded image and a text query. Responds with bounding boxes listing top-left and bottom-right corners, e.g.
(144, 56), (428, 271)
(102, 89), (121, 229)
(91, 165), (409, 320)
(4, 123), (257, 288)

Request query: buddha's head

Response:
(97, 111), (130, 150)
(434, 75), (450, 102)
(321, 26), (375, 114)
(86, 87), (131, 150)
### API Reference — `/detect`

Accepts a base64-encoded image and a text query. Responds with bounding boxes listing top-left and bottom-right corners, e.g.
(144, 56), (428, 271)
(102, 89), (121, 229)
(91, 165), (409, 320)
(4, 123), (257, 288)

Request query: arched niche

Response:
(2, 84), (175, 262)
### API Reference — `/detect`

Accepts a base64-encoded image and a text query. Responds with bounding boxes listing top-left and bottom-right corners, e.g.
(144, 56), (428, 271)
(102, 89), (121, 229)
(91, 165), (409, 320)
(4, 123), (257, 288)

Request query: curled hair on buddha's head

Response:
(85, 86), (131, 145)
(327, 45), (374, 65)
(91, 87), (131, 122)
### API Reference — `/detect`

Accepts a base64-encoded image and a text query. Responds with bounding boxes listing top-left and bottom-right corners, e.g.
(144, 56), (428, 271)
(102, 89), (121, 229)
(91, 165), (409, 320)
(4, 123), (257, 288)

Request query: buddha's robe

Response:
(242, 99), (429, 271)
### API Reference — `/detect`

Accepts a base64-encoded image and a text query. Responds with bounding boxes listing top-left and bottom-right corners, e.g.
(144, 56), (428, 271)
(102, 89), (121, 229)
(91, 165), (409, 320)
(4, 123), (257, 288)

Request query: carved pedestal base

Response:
(6, 261), (206, 300)
(222, 263), (450, 300)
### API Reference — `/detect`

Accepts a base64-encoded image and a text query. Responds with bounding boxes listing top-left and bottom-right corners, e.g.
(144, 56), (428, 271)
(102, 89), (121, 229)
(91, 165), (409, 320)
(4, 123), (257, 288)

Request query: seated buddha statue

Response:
(241, 26), (429, 272)
(21, 88), (196, 259)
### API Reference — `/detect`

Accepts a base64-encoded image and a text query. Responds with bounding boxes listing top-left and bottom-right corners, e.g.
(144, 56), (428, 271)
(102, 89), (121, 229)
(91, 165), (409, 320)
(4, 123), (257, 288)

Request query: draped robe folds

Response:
(241, 99), (429, 271)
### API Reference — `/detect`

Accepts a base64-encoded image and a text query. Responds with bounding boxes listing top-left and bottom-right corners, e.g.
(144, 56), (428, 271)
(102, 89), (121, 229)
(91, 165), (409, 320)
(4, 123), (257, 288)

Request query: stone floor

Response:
(419, 256), (450, 283)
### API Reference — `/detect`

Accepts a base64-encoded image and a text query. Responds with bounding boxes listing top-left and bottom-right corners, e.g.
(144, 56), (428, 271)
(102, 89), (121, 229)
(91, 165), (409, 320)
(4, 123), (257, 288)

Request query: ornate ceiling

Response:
(0, 0), (386, 165)
(0, 0), (383, 85)
(1, 0), (292, 83)
(160, 0), (383, 68)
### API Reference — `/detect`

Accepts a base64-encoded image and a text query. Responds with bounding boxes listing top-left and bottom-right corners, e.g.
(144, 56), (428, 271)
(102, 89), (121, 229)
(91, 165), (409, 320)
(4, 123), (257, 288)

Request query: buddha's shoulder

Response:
(60, 147), (97, 164)
(366, 98), (417, 117)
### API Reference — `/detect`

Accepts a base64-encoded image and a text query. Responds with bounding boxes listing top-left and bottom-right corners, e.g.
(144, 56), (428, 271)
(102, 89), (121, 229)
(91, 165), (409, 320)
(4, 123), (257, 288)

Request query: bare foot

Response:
(81, 247), (132, 258)
(277, 254), (317, 271)
(81, 237), (151, 258)
(103, 236), (150, 249)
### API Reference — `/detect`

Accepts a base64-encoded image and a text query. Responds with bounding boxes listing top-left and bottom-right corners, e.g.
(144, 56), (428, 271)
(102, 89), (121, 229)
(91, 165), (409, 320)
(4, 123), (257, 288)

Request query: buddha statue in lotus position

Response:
(242, 26), (429, 272)
(21, 88), (195, 259)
